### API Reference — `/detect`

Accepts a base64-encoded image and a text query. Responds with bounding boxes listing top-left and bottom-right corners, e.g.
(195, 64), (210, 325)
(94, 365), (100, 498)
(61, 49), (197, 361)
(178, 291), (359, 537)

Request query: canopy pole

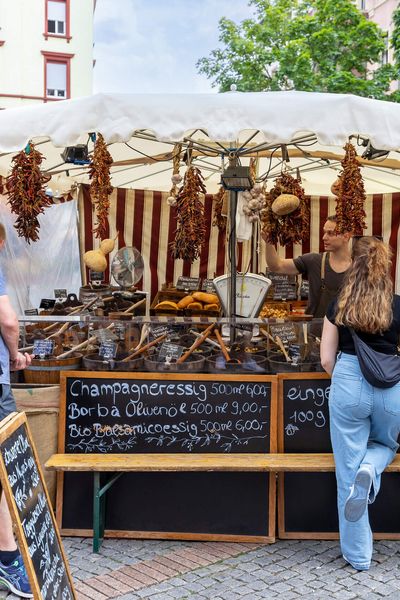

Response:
(229, 190), (238, 345)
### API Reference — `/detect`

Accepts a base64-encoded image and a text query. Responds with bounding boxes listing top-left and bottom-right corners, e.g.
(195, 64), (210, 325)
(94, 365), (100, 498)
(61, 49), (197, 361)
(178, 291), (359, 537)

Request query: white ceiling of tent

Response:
(1, 91), (400, 196)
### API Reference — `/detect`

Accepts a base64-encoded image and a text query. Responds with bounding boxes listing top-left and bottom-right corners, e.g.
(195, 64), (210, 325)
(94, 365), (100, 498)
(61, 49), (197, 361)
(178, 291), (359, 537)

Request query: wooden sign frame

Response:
(277, 373), (400, 540)
(57, 371), (278, 543)
(0, 412), (76, 599)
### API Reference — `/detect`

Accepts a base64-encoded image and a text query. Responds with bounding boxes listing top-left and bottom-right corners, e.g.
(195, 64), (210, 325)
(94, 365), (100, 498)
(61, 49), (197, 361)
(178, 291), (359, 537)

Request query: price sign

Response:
(89, 270), (105, 284)
(114, 322), (126, 340)
(24, 308), (39, 316)
(39, 298), (56, 310)
(158, 343), (184, 362)
(202, 279), (216, 293)
(33, 339), (55, 358)
(99, 341), (118, 360)
(54, 288), (67, 299)
(93, 329), (118, 343)
(176, 276), (201, 291)
(268, 273), (297, 301)
(300, 280), (309, 299)
(269, 323), (297, 343)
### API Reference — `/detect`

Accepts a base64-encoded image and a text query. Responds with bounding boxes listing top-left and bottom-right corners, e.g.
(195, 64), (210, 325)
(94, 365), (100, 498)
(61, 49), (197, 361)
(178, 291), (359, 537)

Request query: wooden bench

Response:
(45, 453), (400, 552)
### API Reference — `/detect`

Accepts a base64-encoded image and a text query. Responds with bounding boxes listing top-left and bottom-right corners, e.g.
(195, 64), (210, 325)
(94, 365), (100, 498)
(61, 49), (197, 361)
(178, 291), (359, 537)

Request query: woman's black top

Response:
(326, 295), (400, 355)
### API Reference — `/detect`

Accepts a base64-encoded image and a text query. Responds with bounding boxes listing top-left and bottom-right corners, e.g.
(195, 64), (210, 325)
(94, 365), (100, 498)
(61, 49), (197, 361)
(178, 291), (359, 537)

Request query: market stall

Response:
(2, 90), (400, 541)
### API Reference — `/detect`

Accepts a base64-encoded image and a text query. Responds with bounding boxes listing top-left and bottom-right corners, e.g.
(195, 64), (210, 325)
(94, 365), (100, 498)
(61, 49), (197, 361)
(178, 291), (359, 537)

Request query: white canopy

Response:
(1, 90), (400, 195)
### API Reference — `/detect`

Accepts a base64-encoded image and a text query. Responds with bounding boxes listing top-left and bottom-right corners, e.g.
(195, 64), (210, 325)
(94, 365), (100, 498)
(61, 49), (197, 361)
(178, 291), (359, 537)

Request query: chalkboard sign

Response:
(58, 372), (277, 542)
(89, 270), (104, 283)
(0, 413), (75, 599)
(33, 339), (55, 358)
(269, 322), (297, 343)
(158, 342), (184, 361)
(39, 299), (56, 310)
(176, 276), (201, 291)
(54, 288), (67, 299)
(62, 373), (273, 453)
(99, 341), (118, 359)
(269, 273), (297, 301)
(24, 309), (39, 316)
(202, 279), (216, 293)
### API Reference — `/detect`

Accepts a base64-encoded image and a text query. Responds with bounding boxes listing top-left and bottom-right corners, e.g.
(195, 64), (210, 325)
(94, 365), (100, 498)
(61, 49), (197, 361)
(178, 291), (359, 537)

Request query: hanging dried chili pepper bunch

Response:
(167, 143), (182, 207)
(260, 172), (309, 245)
(212, 186), (227, 231)
(335, 142), (366, 236)
(6, 142), (52, 243)
(170, 166), (206, 262)
(89, 133), (113, 239)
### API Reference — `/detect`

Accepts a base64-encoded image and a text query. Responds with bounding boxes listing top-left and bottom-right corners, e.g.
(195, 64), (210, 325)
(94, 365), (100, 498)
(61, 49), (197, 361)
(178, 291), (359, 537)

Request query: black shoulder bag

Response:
(349, 328), (400, 389)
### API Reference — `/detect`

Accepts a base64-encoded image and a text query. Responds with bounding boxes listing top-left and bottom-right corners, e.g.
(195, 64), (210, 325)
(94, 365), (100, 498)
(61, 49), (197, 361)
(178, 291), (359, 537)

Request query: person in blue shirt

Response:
(0, 223), (32, 598)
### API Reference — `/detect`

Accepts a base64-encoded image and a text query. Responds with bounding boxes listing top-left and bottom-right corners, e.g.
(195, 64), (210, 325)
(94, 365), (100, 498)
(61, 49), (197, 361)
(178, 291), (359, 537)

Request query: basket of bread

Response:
(151, 290), (220, 316)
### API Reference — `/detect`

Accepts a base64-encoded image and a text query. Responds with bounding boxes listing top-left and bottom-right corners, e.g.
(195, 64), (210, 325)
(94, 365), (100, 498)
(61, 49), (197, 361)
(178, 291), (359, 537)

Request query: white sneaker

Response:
(344, 465), (373, 522)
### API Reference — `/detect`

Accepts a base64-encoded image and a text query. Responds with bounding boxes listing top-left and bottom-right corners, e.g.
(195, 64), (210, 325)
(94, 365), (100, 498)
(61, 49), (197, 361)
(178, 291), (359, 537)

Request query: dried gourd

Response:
(83, 249), (107, 272)
(271, 194), (300, 216)
(100, 238), (115, 255)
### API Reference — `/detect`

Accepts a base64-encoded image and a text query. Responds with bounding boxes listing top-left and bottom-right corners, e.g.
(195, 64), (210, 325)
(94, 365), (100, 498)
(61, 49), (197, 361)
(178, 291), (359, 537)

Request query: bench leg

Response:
(93, 472), (103, 553)
(93, 472), (123, 553)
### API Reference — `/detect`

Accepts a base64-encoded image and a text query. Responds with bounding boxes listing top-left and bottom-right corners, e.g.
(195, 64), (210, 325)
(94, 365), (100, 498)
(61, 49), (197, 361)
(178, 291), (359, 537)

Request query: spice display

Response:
(335, 142), (366, 236)
(212, 186), (227, 230)
(167, 143), (182, 207)
(89, 133), (113, 239)
(6, 143), (52, 243)
(170, 166), (206, 262)
(261, 172), (309, 245)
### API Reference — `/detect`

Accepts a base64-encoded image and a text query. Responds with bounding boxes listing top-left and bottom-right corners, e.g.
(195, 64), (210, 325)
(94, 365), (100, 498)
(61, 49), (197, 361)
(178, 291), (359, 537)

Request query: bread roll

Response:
(192, 291), (219, 304)
(177, 295), (194, 309)
(155, 300), (179, 310)
(271, 193), (300, 216)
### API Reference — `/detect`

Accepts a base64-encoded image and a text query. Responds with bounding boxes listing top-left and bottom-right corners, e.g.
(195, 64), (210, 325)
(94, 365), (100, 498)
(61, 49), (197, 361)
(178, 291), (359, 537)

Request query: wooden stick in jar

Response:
(189, 329), (220, 348)
(275, 335), (291, 363)
(176, 323), (215, 364)
(121, 333), (167, 362)
(214, 329), (231, 362)
(303, 322), (308, 345)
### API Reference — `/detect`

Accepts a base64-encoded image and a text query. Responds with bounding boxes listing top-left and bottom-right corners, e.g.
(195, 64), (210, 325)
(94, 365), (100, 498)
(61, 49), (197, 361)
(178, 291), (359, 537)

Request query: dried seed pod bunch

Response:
(167, 144), (182, 207)
(170, 166), (206, 262)
(335, 142), (366, 236)
(261, 172), (309, 245)
(89, 133), (113, 239)
(6, 143), (52, 243)
(212, 186), (227, 231)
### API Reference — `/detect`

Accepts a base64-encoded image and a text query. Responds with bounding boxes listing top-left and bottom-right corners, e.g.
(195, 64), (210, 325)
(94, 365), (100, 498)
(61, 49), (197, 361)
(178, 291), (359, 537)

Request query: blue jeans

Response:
(0, 384), (16, 421)
(329, 353), (400, 570)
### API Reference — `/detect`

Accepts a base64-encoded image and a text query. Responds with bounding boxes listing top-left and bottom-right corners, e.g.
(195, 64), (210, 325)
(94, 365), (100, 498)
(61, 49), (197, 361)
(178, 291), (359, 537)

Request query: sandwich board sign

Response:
(0, 412), (75, 599)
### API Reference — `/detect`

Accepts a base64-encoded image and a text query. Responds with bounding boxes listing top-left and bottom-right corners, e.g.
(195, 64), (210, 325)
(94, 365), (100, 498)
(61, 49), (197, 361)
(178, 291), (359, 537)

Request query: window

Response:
(46, 61), (67, 97)
(382, 32), (389, 65)
(42, 51), (74, 99)
(45, 0), (70, 39)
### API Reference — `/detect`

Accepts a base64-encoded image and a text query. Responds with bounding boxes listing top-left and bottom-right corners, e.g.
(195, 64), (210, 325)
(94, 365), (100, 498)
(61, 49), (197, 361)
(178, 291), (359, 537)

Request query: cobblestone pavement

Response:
(3, 537), (400, 599)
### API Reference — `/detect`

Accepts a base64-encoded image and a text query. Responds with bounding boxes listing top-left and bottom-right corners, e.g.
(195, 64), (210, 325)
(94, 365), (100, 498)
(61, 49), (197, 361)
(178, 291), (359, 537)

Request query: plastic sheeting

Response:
(0, 198), (81, 315)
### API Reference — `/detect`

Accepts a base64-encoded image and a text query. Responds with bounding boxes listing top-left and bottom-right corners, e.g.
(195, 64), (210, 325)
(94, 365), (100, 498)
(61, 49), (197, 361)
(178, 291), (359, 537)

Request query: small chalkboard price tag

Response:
(176, 276), (200, 291)
(268, 273), (297, 301)
(54, 288), (67, 300)
(0, 412), (75, 599)
(33, 339), (55, 358)
(202, 279), (216, 293)
(158, 343), (184, 362)
(24, 308), (39, 316)
(300, 280), (309, 299)
(269, 322), (297, 343)
(89, 270), (105, 284)
(39, 298), (56, 310)
(99, 341), (118, 360)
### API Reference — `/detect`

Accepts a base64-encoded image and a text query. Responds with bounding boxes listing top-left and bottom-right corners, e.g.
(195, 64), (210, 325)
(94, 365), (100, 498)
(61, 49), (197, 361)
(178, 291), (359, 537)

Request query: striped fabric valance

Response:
(78, 185), (400, 299)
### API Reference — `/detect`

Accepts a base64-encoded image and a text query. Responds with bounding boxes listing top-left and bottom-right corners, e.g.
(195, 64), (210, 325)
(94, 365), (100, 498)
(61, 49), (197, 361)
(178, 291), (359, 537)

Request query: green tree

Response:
(197, 0), (396, 99)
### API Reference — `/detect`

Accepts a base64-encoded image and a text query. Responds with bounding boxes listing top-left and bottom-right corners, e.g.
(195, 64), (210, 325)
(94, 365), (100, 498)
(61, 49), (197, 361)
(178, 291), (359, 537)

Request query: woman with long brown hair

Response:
(321, 236), (400, 571)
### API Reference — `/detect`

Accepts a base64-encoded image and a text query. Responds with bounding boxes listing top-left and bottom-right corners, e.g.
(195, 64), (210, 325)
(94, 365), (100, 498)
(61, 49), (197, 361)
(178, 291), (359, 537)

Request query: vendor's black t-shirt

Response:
(326, 295), (400, 355)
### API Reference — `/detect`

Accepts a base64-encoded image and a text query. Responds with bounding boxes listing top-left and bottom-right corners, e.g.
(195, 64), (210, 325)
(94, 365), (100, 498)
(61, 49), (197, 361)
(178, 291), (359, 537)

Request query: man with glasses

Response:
(263, 215), (352, 317)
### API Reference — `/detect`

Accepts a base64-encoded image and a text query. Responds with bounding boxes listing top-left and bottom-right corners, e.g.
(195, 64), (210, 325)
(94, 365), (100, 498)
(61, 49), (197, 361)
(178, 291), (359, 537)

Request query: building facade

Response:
(357, 0), (399, 66)
(0, 0), (95, 108)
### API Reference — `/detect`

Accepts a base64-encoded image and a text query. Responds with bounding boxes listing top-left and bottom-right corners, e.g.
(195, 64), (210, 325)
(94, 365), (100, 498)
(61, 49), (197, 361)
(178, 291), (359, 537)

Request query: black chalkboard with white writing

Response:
(279, 374), (400, 537)
(0, 413), (75, 599)
(59, 372), (277, 540)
